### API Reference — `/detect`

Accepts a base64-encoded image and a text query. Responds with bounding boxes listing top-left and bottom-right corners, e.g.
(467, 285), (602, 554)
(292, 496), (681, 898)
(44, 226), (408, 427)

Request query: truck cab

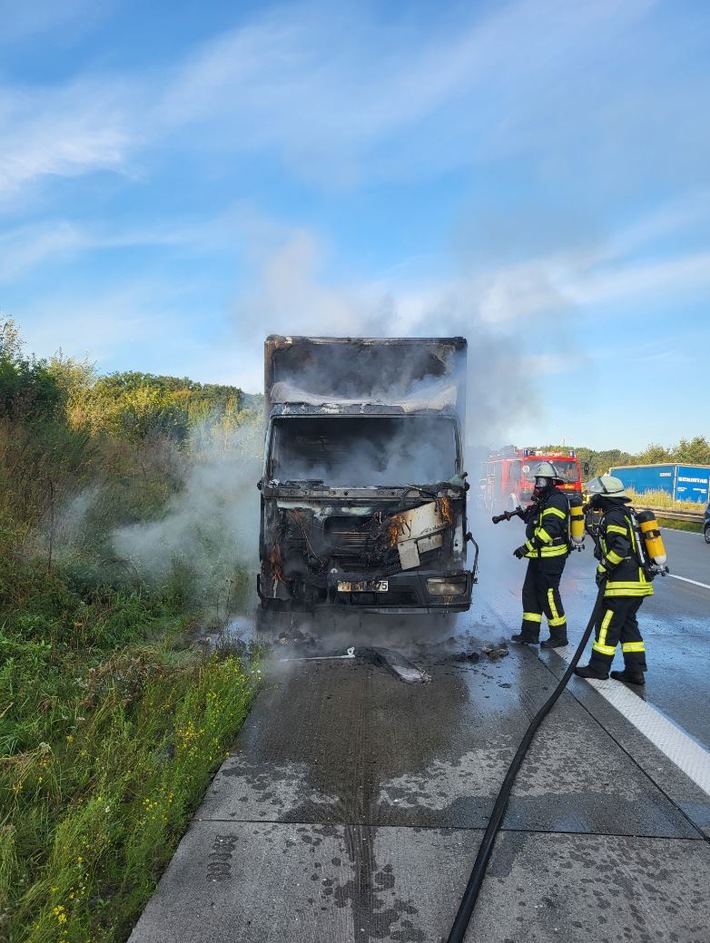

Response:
(257, 336), (477, 614)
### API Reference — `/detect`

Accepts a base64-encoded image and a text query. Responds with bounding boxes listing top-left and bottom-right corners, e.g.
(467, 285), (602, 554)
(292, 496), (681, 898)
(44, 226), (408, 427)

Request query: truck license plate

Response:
(337, 580), (389, 593)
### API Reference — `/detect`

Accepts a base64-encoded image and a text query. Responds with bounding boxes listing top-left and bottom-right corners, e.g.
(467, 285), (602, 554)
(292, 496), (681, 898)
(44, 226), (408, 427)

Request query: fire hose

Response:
(446, 580), (607, 943)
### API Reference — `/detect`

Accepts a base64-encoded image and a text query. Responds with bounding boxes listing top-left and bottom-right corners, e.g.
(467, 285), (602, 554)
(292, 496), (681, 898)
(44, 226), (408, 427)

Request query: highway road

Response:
(129, 516), (710, 943)
(639, 527), (710, 750)
(662, 526), (710, 586)
(476, 520), (710, 752)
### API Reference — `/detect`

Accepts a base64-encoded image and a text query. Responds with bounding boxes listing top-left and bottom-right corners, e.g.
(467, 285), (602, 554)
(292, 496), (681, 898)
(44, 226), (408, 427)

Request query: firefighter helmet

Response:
(585, 475), (629, 501)
(533, 461), (564, 484)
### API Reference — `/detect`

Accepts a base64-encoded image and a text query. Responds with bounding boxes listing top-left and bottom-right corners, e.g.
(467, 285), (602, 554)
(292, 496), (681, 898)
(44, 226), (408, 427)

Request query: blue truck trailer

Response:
(609, 463), (710, 503)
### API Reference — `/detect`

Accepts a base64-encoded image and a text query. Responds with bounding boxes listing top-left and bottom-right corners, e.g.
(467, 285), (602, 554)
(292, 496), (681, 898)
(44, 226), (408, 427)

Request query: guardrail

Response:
(638, 505), (705, 524)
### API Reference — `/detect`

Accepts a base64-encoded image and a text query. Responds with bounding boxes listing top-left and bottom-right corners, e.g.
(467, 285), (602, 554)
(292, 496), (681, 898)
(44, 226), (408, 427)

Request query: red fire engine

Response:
(482, 447), (585, 510)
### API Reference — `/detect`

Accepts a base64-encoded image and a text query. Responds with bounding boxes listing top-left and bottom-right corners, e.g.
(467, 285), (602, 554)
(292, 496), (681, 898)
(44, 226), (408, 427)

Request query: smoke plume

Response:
(232, 227), (554, 454)
(111, 414), (264, 613)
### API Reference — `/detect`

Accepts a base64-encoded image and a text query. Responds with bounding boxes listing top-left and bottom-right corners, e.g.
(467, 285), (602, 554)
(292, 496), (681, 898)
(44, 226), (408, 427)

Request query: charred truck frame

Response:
(257, 336), (478, 614)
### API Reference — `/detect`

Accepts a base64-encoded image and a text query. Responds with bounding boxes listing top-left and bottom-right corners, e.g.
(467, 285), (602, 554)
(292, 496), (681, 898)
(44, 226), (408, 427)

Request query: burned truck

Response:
(257, 336), (478, 613)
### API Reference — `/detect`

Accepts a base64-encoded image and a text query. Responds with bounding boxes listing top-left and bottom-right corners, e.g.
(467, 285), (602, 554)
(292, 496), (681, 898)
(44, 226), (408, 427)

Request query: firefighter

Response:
(574, 475), (651, 685)
(511, 461), (570, 648)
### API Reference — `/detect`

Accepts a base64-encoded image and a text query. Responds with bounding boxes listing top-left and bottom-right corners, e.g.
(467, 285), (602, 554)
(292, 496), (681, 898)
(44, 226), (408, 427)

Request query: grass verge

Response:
(627, 489), (705, 533)
(656, 518), (702, 533)
(0, 565), (259, 943)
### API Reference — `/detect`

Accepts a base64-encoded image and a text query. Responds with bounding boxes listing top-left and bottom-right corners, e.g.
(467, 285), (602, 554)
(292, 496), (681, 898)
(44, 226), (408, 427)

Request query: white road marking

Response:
(660, 527), (706, 537)
(668, 573), (710, 590)
(554, 648), (710, 797)
(583, 678), (710, 796)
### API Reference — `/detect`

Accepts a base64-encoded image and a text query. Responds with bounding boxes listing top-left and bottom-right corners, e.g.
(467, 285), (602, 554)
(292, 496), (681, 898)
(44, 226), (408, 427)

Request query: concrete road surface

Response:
(129, 521), (710, 942)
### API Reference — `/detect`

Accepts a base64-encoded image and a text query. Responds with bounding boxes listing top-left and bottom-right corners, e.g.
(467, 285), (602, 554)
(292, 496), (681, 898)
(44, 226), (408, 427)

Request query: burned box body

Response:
(257, 336), (476, 613)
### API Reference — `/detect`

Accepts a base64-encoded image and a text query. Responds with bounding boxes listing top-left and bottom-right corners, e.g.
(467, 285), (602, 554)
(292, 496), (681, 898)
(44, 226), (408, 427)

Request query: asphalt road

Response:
(638, 527), (710, 750)
(661, 526), (710, 586)
(477, 521), (710, 752)
(129, 517), (710, 943)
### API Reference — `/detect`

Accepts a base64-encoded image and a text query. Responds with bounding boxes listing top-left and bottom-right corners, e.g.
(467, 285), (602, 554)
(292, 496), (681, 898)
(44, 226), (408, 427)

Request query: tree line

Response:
(0, 318), (261, 578)
(1, 319), (261, 942)
(3, 314), (707, 572)
(550, 439), (710, 479)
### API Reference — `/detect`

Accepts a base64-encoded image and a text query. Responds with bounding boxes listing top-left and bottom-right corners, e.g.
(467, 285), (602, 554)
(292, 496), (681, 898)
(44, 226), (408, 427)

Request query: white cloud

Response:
(0, 213), (246, 281)
(0, 222), (86, 279)
(609, 193), (710, 257)
(559, 250), (710, 308)
(0, 80), (137, 199)
(0, 0), (694, 200)
(153, 0), (662, 181)
(14, 278), (190, 366)
(0, 0), (108, 44)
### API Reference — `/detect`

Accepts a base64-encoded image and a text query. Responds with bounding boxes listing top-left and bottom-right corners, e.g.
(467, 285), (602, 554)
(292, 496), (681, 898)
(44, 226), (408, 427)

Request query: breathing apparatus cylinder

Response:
(635, 510), (668, 566)
(569, 494), (585, 548)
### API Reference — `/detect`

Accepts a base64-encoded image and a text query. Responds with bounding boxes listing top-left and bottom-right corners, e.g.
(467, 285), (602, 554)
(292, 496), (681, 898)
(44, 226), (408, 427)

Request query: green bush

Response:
(0, 586), (259, 943)
(0, 323), (265, 942)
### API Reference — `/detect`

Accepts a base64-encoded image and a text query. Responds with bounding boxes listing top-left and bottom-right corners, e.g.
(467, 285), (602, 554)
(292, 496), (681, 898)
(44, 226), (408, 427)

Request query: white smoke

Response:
(111, 414), (264, 611)
(269, 414), (460, 487)
(232, 226), (552, 452)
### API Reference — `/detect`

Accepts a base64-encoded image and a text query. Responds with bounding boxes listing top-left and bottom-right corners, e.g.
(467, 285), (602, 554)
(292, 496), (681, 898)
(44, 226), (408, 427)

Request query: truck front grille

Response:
(324, 517), (390, 564)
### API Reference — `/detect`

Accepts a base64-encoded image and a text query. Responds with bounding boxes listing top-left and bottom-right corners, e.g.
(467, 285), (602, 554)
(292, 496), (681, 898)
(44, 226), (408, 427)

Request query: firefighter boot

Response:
(541, 636), (568, 649)
(511, 633), (539, 645)
(573, 664), (609, 680)
(610, 669), (645, 686)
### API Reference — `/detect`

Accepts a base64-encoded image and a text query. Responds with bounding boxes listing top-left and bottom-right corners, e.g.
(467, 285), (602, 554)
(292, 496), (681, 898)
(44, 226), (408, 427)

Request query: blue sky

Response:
(1, 0), (709, 452)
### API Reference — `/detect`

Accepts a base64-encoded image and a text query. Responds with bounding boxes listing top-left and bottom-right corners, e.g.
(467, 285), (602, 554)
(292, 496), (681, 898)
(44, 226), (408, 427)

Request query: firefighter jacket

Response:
(596, 504), (654, 598)
(521, 489), (570, 559)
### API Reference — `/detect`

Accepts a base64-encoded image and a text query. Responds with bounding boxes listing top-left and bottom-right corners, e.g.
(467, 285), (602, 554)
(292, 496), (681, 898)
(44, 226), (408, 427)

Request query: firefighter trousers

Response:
(589, 596), (647, 674)
(520, 556), (568, 643)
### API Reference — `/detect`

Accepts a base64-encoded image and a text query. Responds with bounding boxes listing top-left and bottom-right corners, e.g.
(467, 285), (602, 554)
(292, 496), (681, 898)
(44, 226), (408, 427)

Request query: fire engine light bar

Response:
(427, 577), (468, 595)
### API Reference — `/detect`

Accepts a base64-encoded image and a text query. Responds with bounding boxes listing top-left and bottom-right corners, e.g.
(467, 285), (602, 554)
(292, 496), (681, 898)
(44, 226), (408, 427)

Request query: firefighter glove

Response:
(513, 545), (528, 560)
(595, 567), (607, 587)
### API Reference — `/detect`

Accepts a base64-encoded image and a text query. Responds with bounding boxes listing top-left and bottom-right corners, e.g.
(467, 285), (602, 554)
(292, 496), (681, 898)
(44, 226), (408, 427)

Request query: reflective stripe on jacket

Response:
(523, 490), (570, 559)
(597, 505), (653, 598)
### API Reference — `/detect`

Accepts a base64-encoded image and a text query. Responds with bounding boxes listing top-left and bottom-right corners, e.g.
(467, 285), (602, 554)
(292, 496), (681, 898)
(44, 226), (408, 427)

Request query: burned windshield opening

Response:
(269, 415), (460, 486)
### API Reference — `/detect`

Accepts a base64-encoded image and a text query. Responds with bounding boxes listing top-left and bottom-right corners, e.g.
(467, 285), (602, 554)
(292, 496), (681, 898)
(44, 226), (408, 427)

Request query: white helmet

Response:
(533, 461), (564, 484)
(585, 475), (629, 501)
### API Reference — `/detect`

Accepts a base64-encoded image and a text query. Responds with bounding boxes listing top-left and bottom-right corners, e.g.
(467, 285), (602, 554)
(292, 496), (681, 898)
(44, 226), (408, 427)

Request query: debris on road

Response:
(269, 624), (508, 682)
(275, 643), (431, 683)
(364, 647), (432, 684)
(480, 640), (509, 659)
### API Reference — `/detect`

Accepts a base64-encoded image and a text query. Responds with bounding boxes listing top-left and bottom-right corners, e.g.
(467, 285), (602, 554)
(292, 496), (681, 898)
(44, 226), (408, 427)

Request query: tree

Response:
(75, 371), (247, 445)
(0, 319), (64, 422)
(670, 436), (710, 466)
(635, 443), (672, 465)
(0, 319), (24, 361)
